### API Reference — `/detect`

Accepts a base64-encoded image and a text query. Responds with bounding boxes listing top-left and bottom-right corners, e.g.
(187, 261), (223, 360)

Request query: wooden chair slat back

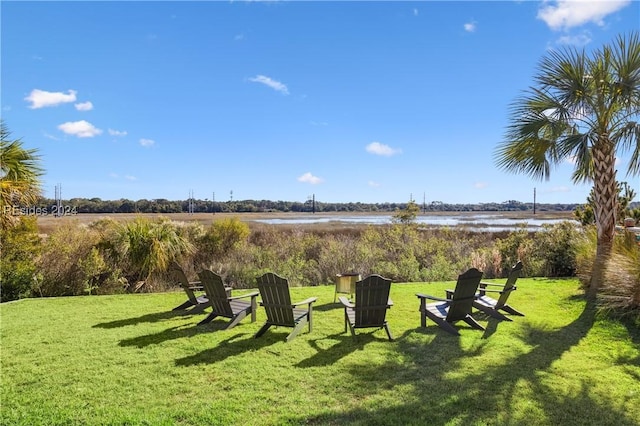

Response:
(257, 273), (295, 325)
(354, 274), (391, 326)
(198, 269), (233, 316)
(446, 268), (483, 322)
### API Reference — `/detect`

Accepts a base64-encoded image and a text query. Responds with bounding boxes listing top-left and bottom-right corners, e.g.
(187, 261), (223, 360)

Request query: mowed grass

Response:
(1, 278), (639, 426)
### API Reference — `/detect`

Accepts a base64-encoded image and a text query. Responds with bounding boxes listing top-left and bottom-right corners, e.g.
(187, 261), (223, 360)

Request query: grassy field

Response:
(2, 278), (638, 425)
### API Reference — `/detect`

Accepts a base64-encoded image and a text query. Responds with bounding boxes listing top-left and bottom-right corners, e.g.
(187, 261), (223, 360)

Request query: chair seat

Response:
(474, 294), (498, 308)
(425, 302), (450, 318)
(229, 299), (253, 315)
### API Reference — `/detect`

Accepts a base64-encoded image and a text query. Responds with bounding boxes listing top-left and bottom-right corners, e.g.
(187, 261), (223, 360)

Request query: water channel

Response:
(252, 214), (578, 232)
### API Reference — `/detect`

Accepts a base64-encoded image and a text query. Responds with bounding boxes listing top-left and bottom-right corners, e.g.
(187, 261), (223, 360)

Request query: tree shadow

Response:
(93, 309), (196, 329)
(174, 332), (277, 366)
(286, 299), (639, 425)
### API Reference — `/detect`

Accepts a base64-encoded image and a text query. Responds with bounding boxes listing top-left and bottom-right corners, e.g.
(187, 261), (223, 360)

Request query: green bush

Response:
(533, 221), (580, 277)
(598, 231), (640, 322)
(35, 221), (112, 297)
(0, 217), (41, 302)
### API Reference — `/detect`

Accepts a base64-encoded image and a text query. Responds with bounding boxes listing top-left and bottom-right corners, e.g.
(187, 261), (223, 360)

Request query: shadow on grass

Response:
(296, 333), (375, 367)
(313, 301), (342, 312)
(286, 300), (638, 425)
(174, 332), (277, 366)
(93, 309), (198, 329)
(118, 321), (228, 348)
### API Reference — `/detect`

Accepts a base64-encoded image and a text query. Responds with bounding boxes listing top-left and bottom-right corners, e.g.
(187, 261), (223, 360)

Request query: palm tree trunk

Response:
(589, 142), (617, 298)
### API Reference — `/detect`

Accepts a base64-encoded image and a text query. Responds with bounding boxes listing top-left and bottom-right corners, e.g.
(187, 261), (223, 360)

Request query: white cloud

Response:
(57, 120), (102, 138)
(139, 138), (155, 147)
(235, 33), (245, 41)
(108, 129), (128, 137)
(413, 8), (419, 16)
(464, 21), (477, 32)
(474, 182), (488, 189)
(365, 142), (402, 156)
(368, 181), (381, 188)
(124, 175), (137, 181)
(537, 0), (630, 31)
(298, 172), (323, 185)
(556, 32), (592, 46)
(25, 89), (77, 109)
(249, 75), (289, 95)
(43, 132), (61, 141)
(75, 101), (93, 111)
(109, 173), (119, 178)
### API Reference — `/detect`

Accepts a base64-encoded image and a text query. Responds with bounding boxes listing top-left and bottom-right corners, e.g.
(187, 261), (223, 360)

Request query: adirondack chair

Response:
(473, 261), (524, 321)
(339, 274), (393, 341)
(254, 272), (318, 342)
(416, 268), (485, 335)
(169, 261), (209, 313)
(196, 269), (259, 329)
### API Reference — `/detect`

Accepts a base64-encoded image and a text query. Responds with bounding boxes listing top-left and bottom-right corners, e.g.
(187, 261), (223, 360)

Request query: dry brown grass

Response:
(36, 210), (574, 235)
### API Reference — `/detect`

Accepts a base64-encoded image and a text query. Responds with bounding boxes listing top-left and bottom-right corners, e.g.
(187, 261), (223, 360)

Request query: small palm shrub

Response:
(108, 217), (193, 291)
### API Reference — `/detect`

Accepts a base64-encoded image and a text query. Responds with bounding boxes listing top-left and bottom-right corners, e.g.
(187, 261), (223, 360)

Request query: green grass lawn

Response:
(1, 278), (639, 426)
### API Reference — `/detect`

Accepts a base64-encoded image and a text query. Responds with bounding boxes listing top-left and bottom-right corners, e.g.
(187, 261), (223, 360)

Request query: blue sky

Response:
(2, 1), (638, 204)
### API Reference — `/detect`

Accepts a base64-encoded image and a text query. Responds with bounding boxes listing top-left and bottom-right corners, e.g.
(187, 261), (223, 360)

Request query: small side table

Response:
(334, 273), (360, 303)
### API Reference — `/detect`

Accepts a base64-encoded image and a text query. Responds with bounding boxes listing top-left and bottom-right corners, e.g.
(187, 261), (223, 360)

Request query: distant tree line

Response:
(26, 197), (600, 215)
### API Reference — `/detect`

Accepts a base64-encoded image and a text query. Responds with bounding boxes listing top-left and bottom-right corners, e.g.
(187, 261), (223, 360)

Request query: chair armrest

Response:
(479, 282), (505, 288)
(228, 291), (259, 301)
(293, 297), (318, 307)
(387, 298), (393, 307)
(188, 285), (203, 291)
(416, 293), (450, 303)
(338, 296), (354, 308)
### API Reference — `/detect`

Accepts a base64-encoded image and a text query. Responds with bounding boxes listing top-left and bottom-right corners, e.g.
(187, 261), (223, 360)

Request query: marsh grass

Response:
(2, 279), (639, 425)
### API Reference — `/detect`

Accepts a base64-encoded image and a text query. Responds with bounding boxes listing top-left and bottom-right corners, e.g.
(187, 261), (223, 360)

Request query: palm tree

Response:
(495, 32), (640, 298)
(0, 121), (44, 229)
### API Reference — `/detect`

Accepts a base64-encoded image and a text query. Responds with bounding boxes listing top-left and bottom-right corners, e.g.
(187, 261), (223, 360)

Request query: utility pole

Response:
(533, 187), (536, 215)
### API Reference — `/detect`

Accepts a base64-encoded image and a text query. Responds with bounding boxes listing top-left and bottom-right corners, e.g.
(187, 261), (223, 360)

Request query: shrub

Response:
(495, 227), (532, 276)
(108, 217), (194, 291)
(195, 217), (249, 265)
(532, 221), (580, 277)
(598, 231), (640, 322)
(35, 221), (112, 297)
(0, 217), (41, 302)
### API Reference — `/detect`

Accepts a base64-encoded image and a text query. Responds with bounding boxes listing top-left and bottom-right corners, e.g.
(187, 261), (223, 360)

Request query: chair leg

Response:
(482, 307), (512, 321)
(432, 318), (460, 336)
(419, 299), (427, 328)
(384, 323), (394, 341)
(250, 299), (257, 322)
(463, 316), (486, 331)
(347, 321), (356, 338)
(190, 303), (209, 314)
(173, 301), (193, 311)
(254, 323), (271, 339)
(197, 313), (218, 326)
(226, 311), (248, 330)
(501, 305), (525, 316)
(286, 319), (308, 342)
